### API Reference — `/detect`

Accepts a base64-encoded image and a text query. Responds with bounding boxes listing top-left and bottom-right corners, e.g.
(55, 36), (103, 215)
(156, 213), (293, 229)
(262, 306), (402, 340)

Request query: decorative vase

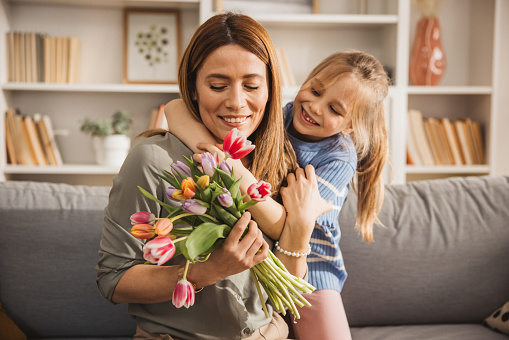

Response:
(409, 17), (446, 86)
(92, 135), (131, 167)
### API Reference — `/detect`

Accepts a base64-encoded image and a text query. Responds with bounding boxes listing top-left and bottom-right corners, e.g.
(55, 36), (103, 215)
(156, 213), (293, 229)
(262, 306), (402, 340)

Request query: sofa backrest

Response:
(0, 181), (136, 338)
(340, 176), (509, 327)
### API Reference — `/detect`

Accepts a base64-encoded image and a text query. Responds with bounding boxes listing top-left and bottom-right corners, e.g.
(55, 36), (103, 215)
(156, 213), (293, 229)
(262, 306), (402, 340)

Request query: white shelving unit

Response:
(0, 0), (507, 185)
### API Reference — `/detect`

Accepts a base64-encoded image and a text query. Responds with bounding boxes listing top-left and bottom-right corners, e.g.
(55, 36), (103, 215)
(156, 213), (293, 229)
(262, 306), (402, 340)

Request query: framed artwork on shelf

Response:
(123, 9), (181, 84)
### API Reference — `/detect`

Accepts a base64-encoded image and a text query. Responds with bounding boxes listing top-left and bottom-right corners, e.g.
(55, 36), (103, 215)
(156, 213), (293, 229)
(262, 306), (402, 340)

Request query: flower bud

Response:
(131, 224), (156, 239)
(181, 178), (196, 198)
(173, 279), (195, 308)
(196, 175), (210, 189)
(130, 211), (155, 225)
(171, 161), (192, 179)
(165, 186), (181, 203)
(247, 181), (272, 202)
(218, 188), (233, 207)
(223, 128), (255, 159)
(201, 152), (217, 177)
(219, 161), (232, 176)
(143, 236), (175, 265)
(155, 219), (173, 236)
(182, 199), (207, 215)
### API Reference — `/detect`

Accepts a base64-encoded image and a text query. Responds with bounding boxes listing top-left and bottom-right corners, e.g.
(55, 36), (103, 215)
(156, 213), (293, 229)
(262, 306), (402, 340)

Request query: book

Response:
(454, 119), (474, 165)
(406, 117), (422, 165)
(68, 37), (80, 83)
(435, 118), (455, 165)
(407, 110), (435, 165)
(24, 115), (48, 165)
(470, 121), (485, 164)
(4, 112), (17, 164)
(33, 113), (57, 165)
(275, 47), (296, 87)
(41, 115), (63, 165)
(423, 118), (443, 164)
(440, 118), (464, 165)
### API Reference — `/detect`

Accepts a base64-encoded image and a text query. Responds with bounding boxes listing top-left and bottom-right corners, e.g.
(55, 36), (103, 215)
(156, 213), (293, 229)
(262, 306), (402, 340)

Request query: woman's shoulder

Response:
(130, 132), (193, 162)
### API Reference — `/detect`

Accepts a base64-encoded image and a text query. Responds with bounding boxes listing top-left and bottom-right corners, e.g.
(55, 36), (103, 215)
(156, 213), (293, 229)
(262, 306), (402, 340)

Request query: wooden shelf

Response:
(4, 164), (121, 175)
(1, 83), (180, 93)
(405, 165), (490, 174)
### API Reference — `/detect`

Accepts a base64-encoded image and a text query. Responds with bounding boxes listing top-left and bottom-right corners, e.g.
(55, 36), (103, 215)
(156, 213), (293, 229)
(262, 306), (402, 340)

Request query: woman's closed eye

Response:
(210, 84), (227, 91)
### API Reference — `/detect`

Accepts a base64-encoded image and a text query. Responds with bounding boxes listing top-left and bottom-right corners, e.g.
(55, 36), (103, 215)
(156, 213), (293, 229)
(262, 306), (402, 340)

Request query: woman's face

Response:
(194, 44), (269, 142)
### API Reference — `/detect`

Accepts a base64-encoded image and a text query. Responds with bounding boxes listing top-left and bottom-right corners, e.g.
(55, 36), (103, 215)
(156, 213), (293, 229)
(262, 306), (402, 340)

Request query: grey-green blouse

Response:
(96, 133), (273, 340)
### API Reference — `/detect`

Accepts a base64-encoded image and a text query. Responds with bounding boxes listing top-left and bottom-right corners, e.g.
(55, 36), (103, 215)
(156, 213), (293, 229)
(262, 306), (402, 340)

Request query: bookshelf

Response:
(1, 0), (508, 185)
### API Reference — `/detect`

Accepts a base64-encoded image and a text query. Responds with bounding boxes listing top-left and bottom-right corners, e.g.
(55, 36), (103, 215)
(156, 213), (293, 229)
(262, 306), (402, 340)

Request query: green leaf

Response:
(183, 155), (203, 179)
(163, 169), (181, 189)
(185, 223), (231, 261)
(238, 200), (257, 212)
(201, 187), (212, 203)
(213, 204), (239, 227)
(138, 186), (177, 214)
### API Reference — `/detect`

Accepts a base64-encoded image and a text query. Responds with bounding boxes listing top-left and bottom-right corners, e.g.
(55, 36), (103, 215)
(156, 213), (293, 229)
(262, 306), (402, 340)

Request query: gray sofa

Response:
(0, 176), (508, 339)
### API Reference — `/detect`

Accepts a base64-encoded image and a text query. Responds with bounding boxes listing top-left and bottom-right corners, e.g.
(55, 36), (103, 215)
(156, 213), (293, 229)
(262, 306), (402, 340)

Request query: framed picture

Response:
(123, 9), (181, 84)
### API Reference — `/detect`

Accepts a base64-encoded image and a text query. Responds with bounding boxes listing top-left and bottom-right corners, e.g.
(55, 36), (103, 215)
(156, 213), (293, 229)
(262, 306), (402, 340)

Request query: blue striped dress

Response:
(284, 102), (357, 292)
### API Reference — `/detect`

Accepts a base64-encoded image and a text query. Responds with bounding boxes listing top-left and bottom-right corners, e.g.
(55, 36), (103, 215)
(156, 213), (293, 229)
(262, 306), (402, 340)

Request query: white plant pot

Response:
(92, 135), (131, 167)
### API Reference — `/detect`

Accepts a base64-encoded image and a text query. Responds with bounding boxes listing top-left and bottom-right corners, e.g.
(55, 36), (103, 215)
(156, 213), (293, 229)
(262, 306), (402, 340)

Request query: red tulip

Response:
(223, 128), (255, 160)
(247, 181), (272, 202)
(143, 236), (176, 266)
(173, 279), (195, 308)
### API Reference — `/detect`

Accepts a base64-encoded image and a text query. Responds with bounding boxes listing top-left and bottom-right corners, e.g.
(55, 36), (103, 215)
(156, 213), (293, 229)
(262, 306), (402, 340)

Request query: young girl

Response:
(165, 51), (389, 339)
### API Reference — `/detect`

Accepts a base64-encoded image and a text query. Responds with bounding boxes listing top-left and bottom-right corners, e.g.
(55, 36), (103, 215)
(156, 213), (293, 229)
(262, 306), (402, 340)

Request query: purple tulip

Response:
(182, 199), (207, 215)
(219, 161), (232, 176)
(171, 161), (192, 179)
(217, 188), (233, 207)
(201, 152), (217, 177)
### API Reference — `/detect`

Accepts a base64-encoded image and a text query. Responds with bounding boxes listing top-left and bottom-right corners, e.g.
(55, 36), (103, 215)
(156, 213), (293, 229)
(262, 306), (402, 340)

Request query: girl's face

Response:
(194, 44), (269, 142)
(290, 73), (355, 143)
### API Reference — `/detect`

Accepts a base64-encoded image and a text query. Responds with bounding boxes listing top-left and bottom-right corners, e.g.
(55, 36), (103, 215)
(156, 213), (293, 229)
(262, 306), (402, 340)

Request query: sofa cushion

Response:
(0, 181), (136, 339)
(340, 176), (509, 326)
(351, 323), (509, 340)
(484, 300), (509, 335)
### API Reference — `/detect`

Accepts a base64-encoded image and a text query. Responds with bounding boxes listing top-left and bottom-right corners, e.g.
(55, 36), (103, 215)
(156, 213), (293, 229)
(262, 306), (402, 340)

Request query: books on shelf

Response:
(406, 110), (485, 166)
(6, 31), (80, 83)
(4, 109), (63, 166)
(275, 47), (296, 87)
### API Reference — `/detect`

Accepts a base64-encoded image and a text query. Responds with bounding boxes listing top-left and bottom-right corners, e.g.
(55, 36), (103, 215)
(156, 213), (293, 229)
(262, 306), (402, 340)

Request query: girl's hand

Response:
(280, 165), (332, 239)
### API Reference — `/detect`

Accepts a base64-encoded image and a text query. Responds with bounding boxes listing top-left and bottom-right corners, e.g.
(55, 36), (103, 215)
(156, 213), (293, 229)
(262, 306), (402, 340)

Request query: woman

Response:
(97, 12), (319, 340)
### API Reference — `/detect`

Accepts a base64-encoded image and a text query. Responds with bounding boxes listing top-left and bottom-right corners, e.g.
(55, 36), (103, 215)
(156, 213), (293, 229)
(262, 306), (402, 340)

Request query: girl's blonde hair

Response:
(179, 12), (298, 193)
(302, 51), (390, 243)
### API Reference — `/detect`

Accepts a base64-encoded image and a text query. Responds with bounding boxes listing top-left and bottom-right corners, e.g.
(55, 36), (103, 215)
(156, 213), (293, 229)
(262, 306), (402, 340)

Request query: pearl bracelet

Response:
(275, 241), (311, 258)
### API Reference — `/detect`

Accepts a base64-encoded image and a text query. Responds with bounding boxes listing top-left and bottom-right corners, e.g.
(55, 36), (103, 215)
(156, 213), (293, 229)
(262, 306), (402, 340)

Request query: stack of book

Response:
(275, 47), (296, 87)
(5, 31), (80, 83)
(407, 109), (485, 166)
(4, 109), (63, 166)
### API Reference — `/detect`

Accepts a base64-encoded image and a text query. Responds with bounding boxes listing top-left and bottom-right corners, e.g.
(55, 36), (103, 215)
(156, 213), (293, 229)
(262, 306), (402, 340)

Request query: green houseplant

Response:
(80, 109), (133, 167)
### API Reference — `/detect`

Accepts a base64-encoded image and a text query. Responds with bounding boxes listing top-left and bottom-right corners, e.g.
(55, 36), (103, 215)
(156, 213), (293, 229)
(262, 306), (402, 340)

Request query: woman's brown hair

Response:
(178, 12), (298, 193)
(302, 51), (390, 243)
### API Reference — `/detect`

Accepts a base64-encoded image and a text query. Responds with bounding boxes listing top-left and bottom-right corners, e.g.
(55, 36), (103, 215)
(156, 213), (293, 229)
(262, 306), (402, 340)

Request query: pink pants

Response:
(290, 289), (352, 340)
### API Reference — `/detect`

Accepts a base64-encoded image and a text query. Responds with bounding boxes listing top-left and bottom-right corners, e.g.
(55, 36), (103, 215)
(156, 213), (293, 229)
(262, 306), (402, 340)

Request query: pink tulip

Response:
(143, 236), (176, 266)
(247, 181), (272, 202)
(173, 279), (195, 308)
(131, 224), (156, 239)
(223, 128), (255, 160)
(130, 211), (155, 225)
(155, 219), (173, 236)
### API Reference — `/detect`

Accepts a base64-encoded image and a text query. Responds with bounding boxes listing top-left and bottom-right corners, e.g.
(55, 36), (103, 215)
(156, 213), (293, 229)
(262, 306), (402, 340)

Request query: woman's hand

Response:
(188, 212), (268, 287)
(280, 165), (332, 241)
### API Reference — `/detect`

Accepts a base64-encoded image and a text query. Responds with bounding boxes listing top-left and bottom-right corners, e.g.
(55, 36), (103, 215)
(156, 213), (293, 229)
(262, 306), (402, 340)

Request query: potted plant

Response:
(80, 109), (133, 167)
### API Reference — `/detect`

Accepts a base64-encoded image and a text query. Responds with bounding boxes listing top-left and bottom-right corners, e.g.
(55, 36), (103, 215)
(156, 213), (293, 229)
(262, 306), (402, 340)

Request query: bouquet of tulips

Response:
(130, 128), (315, 318)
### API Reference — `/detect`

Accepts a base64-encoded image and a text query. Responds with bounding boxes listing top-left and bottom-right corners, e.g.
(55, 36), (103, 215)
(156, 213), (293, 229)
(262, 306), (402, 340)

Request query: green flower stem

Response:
(252, 266), (294, 314)
(250, 269), (269, 319)
(183, 260), (190, 280)
(268, 251), (316, 291)
(253, 264), (298, 317)
(173, 236), (189, 244)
